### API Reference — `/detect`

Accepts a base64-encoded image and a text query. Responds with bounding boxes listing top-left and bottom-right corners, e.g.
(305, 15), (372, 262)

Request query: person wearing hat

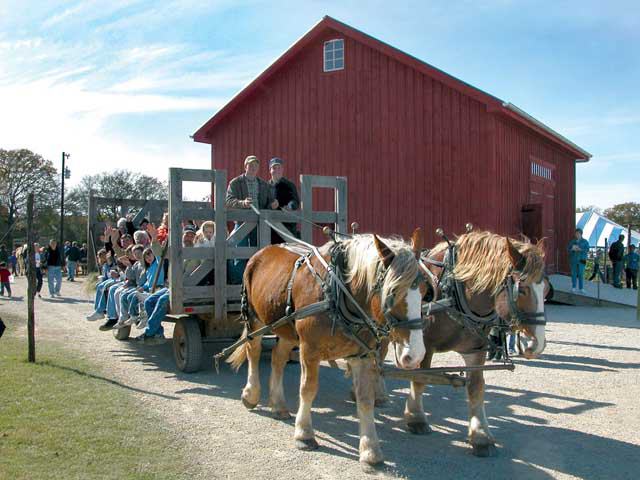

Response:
(226, 155), (278, 283)
(268, 157), (300, 243)
(225, 155), (278, 210)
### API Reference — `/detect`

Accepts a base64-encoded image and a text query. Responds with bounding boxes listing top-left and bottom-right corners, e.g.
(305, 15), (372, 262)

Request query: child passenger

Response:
(195, 221), (215, 247)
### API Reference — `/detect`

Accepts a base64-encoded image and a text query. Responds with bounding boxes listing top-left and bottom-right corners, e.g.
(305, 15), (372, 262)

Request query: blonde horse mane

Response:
(432, 230), (545, 295)
(327, 234), (419, 306)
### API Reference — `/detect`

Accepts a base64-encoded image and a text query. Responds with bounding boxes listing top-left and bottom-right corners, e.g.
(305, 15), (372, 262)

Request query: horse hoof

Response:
(272, 409), (291, 420)
(361, 460), (385, 473)
(295, 438), (319, 451)
(472, 443), (497, 457)
(241, 396), (258, 410)
(407, 422), (431, 435)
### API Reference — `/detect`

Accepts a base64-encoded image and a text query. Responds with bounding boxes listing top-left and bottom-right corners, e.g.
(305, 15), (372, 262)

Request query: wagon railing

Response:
(168, 168), (348, 338)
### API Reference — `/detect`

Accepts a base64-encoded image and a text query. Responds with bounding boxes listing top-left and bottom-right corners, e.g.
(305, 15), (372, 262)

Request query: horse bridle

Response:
(374, 267), (426, 333)
(502, 275), (547, 327)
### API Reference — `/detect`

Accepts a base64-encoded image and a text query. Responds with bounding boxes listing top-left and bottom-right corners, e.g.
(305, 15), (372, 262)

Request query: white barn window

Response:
(324, 39), (344, 72)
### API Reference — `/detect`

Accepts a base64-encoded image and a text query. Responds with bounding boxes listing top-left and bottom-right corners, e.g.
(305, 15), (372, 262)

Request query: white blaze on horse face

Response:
(521, 281), (546, 358)
(394, 287), (426, 369)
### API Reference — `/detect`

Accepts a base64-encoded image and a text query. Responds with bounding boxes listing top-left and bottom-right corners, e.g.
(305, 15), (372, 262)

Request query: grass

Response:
(0, 315), (187, 480)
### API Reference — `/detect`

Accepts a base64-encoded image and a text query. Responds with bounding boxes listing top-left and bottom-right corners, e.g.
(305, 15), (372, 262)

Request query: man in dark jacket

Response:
(268, 157), (300, 243)
(225, 155), (278, 283)
(66, 241), (81, 281)
(609, 234), (625, 288)
(46, 239), (64, 297)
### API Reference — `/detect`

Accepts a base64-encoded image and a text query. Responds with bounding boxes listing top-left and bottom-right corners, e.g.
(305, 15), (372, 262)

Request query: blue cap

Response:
(269, 157), (284, 168)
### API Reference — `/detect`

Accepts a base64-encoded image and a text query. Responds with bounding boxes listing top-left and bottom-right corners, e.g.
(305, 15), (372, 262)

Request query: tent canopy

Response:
(575, 210), (640, 248)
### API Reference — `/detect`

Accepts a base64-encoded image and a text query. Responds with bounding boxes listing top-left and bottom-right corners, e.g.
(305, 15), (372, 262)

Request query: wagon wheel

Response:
(113, 325), (131, 341)
(173, 317), (203, 373)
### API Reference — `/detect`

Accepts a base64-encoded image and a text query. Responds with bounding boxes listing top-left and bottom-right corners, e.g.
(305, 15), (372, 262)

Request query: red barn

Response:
(193, 16), (591, 273)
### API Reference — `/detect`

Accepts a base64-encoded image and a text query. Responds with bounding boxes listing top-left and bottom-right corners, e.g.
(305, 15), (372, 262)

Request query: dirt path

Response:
(2, 275), (639, 479)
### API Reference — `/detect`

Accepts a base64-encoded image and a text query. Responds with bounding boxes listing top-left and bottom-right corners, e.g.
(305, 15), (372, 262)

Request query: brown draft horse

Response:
(228, 230), (427, 466)
(402, 231), (549, 456)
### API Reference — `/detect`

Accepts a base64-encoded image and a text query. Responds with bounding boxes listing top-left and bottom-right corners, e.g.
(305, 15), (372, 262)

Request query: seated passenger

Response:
(195, 220), (215, 247)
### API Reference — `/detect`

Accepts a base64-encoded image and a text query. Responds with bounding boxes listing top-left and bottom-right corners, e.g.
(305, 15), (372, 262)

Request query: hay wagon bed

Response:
(89, 167), (347, 372)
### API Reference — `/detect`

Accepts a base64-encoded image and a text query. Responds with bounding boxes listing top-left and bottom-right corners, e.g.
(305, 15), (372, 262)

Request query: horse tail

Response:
(227, 323), (249, 372)
(227, 268), (253, 372)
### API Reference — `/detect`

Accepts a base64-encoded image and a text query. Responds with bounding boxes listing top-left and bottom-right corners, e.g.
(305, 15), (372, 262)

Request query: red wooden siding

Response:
(206, 27), (577, 273)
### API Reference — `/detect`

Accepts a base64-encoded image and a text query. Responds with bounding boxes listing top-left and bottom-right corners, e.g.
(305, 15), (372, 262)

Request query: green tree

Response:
(576, 205), (601, 214)
(0, 149), (58, 247)
(603, 202), (640, 228)
(66, 170), (168, 220)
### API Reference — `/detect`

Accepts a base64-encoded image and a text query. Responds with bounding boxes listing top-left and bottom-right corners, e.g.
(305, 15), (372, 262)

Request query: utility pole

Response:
(60, 152), (70, 246)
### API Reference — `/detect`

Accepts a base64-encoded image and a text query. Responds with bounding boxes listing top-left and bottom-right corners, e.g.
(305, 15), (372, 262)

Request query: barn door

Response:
(528, 159), (556, 272)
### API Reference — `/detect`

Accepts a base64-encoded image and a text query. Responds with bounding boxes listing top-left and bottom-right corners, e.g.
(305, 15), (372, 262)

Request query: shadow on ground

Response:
(103, 336), (638, 479)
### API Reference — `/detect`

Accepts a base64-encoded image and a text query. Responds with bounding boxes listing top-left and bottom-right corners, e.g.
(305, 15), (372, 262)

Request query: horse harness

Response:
(214, 222), (424, 371)
(421, 244), (547, 353)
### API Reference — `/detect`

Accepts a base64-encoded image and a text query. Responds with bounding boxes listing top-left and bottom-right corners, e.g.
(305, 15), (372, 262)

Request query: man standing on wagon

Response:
(268, 157), (300, 243)
(226, 155), (278, 283)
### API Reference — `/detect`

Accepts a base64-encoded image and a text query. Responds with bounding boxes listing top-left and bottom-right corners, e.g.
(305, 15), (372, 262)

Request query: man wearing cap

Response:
(226, 155), (278, 283)
(268, 157), (300, 243)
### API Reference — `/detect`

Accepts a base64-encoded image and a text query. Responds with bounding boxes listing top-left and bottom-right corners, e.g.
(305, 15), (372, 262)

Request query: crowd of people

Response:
(84, 155), (300, 344)
(0, 240), (89, 298)
(568, 229), (639, 292)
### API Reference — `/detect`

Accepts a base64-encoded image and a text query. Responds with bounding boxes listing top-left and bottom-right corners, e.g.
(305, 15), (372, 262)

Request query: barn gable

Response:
(193, 16), (590, 162)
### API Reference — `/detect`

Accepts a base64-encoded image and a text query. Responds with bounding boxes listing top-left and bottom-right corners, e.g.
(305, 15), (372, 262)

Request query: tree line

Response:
(0, 148), (167, 248)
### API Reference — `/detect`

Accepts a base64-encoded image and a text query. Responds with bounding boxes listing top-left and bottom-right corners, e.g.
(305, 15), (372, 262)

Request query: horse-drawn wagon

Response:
(87, 166), (551, 465)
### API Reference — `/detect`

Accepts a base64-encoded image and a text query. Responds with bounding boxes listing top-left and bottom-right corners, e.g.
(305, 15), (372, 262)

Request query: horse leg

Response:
(240, 333), (263, 410)
(350, 341), (389, 407)
(349, 356), (384, 466)
(462, 352), (496, 457)
(268, 337), (296, 419)
(404, 350), (433, 435)
(294, 346), (320, 450)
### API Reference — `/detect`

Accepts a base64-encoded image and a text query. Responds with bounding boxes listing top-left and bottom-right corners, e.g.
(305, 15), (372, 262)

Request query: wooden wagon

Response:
(88, 168), (347, 372)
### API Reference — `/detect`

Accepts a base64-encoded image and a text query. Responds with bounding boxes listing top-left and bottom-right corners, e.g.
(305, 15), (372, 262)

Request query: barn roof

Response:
(193, 16), (591, 161)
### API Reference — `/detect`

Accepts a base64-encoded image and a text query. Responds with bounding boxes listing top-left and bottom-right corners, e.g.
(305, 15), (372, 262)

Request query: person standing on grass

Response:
(46, 239), (64, 297)
(609, 234), (625, 288)
(66, 241), (81, 281)
(568, 228), (590, 294)
(0, 262), (11, 297)
(624, 244), (639, 290)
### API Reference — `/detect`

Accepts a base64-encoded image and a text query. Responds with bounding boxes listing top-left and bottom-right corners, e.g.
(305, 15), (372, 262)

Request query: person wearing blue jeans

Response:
(86, 275), (119, 320)
(137, 288), (170, 343)
(567, 228), (590, 293)
(45, 239), (64, 297)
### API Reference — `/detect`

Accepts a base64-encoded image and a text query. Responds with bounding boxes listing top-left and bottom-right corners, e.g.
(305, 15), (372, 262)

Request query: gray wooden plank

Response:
(179, 169), (217, 183)
(183, 259), (215, 286)
(226, 221), (257, 247)
(183, 247), (216, 260)
(226, 247), (258, 259)
(307, 176), (338, 189)
(168, 168), (184, 314)
(213, 169), (228, 334)
(311, 211), (338, 223)
(300, 175), (313, 244)
(335, 176), (348, 234)
(182, 208), (215, 221)
(227, 209), (260, 222)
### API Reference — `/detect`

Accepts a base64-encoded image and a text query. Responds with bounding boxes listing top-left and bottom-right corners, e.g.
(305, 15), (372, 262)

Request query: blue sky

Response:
(0, 0), (638, 207)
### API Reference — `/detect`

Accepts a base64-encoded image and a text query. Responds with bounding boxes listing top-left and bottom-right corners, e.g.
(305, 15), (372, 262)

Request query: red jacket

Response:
(0, 267), (11, 283)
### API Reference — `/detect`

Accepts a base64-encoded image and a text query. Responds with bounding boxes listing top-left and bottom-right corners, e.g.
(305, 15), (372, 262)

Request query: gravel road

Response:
(2, 276), (639, 479)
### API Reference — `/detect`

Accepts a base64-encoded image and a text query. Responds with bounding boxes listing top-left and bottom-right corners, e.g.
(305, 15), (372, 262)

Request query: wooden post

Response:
(87, 192), (97, 272)
(335, 176), (348, 235)
(168, 168), (184, 314)
(300, 175), (313, 244)
(213, 170), (227, 334)
(26, 193), (36, 363)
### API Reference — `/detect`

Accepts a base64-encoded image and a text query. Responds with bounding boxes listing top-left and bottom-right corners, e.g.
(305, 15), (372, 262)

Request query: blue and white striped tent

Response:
(575, 210), (640, 247)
